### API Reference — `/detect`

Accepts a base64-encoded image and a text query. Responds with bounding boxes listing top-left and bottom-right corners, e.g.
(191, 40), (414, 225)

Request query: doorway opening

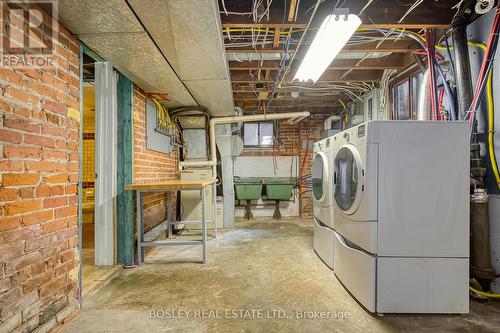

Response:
(80, 51), (118, 296)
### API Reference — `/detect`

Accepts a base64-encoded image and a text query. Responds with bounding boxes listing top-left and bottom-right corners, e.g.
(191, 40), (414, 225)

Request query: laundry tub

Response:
(265, 178), (296, 200)
(234, 177), (263, 219)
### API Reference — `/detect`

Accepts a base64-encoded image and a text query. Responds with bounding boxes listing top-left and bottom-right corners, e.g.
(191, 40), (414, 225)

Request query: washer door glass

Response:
(312, 153), (326, 201)
(334, 146), (359, 211)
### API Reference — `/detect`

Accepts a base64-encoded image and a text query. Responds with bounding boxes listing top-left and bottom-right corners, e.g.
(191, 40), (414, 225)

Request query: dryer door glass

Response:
(334, 147), (359, 211)
(312, 154), (325, 200)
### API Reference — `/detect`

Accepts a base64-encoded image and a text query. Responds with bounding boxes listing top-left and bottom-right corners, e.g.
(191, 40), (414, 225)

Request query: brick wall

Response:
(298, 114), (328, 218)
(133, 87), (179, 232)
(240, 114), (328, 218)
(0, 9), (80, 333)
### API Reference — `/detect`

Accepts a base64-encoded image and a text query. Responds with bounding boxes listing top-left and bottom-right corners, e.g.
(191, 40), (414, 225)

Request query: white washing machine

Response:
(331, 120), (469, 314)
(312, 137), (335, 269)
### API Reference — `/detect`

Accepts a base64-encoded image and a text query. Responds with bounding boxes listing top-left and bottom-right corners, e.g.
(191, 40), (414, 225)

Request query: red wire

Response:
(425, 29), (438, 120)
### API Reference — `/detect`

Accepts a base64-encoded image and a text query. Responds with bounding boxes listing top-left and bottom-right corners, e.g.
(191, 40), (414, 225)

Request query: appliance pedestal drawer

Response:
(334, 232), (376, 312)
(313, 218), (335, 269)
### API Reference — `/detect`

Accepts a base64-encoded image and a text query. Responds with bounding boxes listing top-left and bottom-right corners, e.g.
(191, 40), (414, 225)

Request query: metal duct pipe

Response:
(417, 69), (431, 120)
(451, 15), (474, 120)
(179, 111), (311, 177)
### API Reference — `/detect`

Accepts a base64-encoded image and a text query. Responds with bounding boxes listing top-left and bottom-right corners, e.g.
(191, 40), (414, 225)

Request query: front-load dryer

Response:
(312, 137), (335, 269)
(332, 120), (469, 314)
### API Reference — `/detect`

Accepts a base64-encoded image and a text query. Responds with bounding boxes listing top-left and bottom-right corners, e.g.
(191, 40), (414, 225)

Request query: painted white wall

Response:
(234, 156), (299, 217)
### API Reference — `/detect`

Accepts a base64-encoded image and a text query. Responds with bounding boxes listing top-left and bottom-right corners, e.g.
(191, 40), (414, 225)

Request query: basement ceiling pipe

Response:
(451, 15), (474, 120)
(417, 69), (431, 120)
(179, 111), (311, 177)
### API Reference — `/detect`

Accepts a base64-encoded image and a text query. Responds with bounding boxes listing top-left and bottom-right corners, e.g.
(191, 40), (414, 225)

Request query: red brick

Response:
(0, 188), (17, 201)
(3, 118), (41, 133)
(39, 275), (65, 297)
(0, 216), (21, 231)
(4, 86), (38, 105)
(1, 174), (39, 186)
(57, 226), (77, 241)
(19, 187), (34, 199)
(25, 233), (57, 251)
(43, 196), (68, 208)
(5, 252), (41, 274)
(3, 199), (41, 216)
(67, 236), (78, 248)
(43, 173), (69, 184)
(42, 148), (67, 160)
(41, 219), (67, 234)
(42, 124), (67, 137)
(22, 210), (53, 226)
(22, 271), (53, 293)
(3, 145), (42, 159)
(64, 185), (77, 194)
(0, 68), (22, 84)
(0, 128), (23, 143)
(54, 206), (77, 218)
(41, 99), (66, 115)
(0, 160), (25, 171)
(24, 133), (55, 148)
(25, 161), (55, 172)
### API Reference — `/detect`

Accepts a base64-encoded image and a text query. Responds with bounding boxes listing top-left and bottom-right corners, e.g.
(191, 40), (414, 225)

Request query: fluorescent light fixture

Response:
(293, 13), (362, 83)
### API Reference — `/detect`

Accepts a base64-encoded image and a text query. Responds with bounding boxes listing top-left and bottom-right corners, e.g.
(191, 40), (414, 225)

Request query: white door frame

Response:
(94, 62), (117, 266)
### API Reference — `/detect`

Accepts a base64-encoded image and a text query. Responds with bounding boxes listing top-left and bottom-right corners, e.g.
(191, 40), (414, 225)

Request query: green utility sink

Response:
(266, 184), (294, 200)
(234, 184), (263, 200)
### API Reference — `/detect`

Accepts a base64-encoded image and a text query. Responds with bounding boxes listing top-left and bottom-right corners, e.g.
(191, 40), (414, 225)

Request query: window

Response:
(392, 71), (423, 120)
(393, 80), (410, 120)
(243, 122), (274, 148)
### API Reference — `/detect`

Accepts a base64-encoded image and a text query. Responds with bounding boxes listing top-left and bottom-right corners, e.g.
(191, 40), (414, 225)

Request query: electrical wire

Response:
(470, 286), (500, 298)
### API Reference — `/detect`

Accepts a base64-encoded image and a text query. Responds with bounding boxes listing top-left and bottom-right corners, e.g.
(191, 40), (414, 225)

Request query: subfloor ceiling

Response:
(58, 0), (235, 116)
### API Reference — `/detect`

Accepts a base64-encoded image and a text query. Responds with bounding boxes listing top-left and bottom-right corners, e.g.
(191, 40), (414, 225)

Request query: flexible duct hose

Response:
(417, 69), (431, 120)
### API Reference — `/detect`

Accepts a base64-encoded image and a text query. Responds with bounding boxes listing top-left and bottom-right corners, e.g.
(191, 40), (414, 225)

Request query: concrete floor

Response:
(64, 218), (500, 333)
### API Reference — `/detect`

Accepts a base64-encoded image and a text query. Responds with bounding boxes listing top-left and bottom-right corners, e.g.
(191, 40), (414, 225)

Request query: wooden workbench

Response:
(125, 179), (217, 264)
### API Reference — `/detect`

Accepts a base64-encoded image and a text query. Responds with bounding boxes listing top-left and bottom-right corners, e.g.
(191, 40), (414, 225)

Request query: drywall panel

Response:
(234, 156), (299, 178)
(79, 33), (195, 107)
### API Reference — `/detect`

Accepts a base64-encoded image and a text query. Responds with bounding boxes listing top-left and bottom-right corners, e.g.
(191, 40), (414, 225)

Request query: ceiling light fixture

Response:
(293, 12), (362, 83)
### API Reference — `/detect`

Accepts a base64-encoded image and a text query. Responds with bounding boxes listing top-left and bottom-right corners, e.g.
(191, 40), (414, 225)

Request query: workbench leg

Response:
(137, 191), (144, 265)
(201, 188), (207, 264)
(212, 183), (217, 238)
(167, 191), (173, 238)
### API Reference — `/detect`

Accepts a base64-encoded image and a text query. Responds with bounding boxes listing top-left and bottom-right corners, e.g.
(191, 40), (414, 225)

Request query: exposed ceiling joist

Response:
(231, 69), (383, 83)
(222, 23), (449, 29)
(228, 54), (408, 71)
(226, 40), (422, 54)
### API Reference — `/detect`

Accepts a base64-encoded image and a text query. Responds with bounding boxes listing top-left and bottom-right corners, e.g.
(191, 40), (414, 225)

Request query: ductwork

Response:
(417, 69), (431, 121)
(180, 112), (311, 177)
(451, 15), (474, 120)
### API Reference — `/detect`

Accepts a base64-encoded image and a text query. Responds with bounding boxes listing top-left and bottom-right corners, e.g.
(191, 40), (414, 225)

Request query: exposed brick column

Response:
(0, 11), (80, 333)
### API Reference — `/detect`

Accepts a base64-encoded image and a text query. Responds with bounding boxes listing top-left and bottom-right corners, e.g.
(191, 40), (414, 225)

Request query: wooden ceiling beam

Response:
(231, 69), (383, 83)
(231, 86), (365, 93)
(226, 40), (422, 54)
(222, 23), (449, 29)
(273, 28), (281, 48)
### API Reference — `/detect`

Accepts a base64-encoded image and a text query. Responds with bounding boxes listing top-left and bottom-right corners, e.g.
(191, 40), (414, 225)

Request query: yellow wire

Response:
(470, 286), (500, 298)
(339, 99), (347, 109)
(152, 98), (172, 129)
(462, 43), (500, 189)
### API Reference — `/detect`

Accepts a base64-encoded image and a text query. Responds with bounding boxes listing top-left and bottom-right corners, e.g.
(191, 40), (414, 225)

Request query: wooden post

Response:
(116, 73), (135, 266)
